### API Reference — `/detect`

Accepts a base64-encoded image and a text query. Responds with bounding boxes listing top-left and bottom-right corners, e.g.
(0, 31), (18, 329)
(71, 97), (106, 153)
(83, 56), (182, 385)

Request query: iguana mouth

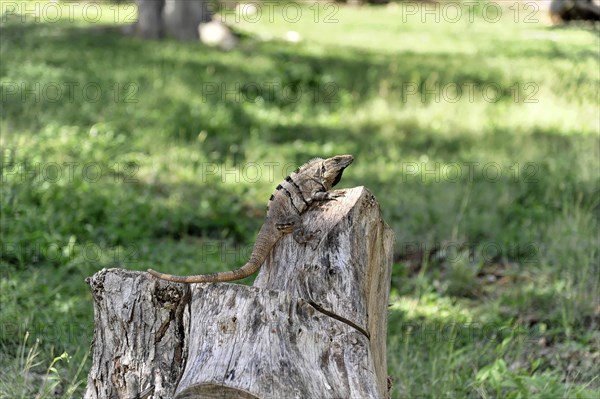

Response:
(331, 155), (353, 187)
(331, 169), (346, 187)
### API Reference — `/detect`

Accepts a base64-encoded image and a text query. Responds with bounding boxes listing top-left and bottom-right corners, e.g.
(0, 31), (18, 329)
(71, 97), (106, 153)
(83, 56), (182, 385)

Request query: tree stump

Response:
(84, 186), (394, 399)
(84, 269), (190, 398)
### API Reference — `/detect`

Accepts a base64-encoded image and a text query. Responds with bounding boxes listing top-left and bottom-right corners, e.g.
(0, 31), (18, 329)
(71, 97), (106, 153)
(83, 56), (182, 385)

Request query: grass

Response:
(1, 0), (599, 397)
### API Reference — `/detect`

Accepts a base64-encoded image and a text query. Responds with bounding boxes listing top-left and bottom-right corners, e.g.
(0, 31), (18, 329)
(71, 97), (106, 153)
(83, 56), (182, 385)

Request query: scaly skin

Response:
(147, 155), (353, 283)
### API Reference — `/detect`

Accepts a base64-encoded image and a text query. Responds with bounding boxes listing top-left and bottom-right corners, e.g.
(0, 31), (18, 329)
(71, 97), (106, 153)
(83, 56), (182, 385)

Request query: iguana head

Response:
(317, 154), (354, 189)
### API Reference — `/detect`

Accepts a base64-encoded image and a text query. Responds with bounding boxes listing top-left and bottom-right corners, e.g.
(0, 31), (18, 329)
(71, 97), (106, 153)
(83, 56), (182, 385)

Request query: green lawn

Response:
(1, 1), (599, 397)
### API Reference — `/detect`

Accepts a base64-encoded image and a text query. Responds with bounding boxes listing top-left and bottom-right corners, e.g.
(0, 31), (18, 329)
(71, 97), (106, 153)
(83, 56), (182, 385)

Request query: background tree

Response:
(136, 0), (212, 40)
(550, 0), (600, 22)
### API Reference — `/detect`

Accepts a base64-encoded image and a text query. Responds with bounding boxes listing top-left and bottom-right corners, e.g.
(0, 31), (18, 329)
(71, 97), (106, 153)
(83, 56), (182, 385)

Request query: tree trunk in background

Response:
(163, 0), (212, 40)
(135, 0), (164, 39)
(550, 0), (600, 22)
(136, 0), (212, 40)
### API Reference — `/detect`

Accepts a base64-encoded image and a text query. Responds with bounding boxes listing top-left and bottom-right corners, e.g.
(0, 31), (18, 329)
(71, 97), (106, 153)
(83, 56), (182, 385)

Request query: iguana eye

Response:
(321, 163), (326, 173)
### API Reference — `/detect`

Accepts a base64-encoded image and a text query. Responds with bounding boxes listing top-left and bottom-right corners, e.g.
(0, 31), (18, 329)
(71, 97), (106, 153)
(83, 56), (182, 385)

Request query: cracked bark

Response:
(84, 186), (394, 398)
(84, 269), (190, 398)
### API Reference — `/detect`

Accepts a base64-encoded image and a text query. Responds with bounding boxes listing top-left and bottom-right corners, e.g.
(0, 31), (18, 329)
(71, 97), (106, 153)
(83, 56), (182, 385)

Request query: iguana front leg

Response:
(276, 214), (300, 234)
(311, 190), (345, 201)
(289, 190), (345, 248)
(277, 214), (321, 250)
(292, 224), (321, 250)
(298, 190), (346, 248)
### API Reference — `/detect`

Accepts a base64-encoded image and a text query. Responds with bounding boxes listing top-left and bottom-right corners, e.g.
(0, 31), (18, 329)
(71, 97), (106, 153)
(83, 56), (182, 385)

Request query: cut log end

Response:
(176, 384), (259, 399)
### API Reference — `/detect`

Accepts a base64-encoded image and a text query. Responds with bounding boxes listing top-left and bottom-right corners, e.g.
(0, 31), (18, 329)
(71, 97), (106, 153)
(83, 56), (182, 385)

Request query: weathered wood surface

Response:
(176, 284), (378, 399)
(253, 186), (394, 395)
(84, 269), (190, 398)
(84, 186), (394, 399)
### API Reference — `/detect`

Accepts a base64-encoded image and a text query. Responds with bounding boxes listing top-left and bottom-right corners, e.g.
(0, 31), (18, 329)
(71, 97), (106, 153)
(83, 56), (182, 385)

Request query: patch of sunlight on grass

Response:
(347, 96), (495, 138)
(389, 293), (474, 324)
(494, 99), (600, 136)
(234, 3), (543, 56)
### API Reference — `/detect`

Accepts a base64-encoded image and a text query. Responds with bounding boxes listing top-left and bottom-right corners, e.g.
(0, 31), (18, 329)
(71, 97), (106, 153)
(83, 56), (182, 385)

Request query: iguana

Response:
(147, 155), (354, 283)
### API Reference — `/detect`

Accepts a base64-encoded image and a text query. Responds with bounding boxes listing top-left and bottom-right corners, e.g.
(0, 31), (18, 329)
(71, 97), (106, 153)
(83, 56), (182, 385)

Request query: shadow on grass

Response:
(2, 18), (514, 144)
